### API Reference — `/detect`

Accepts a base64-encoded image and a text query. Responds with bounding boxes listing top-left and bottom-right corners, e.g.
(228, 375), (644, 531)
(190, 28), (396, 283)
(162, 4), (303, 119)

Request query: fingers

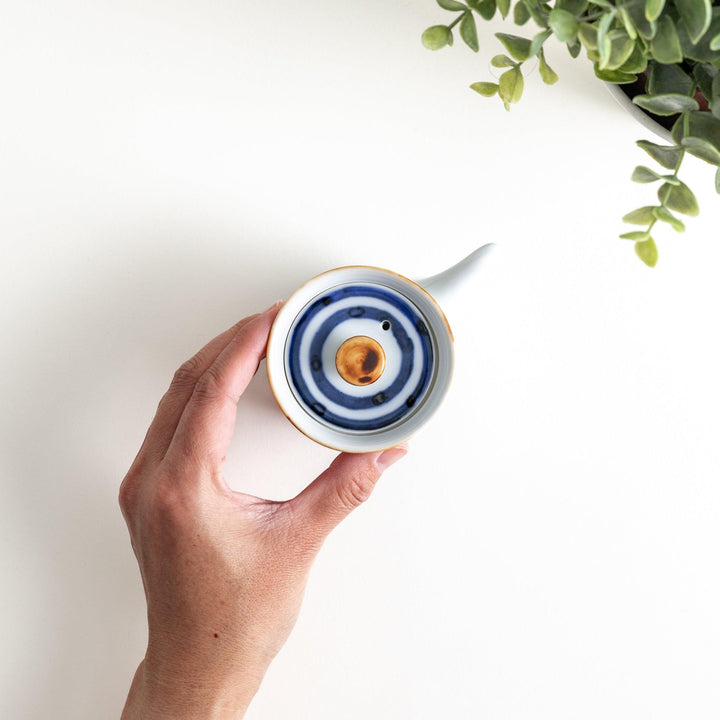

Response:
(164, 302), (282, 472)
(286, 445), (408, 546)
(135, 316), (259, 467)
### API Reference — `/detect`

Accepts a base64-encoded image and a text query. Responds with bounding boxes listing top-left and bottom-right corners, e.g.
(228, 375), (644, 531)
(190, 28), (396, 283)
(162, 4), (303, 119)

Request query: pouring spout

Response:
(416, 243), (496, 308)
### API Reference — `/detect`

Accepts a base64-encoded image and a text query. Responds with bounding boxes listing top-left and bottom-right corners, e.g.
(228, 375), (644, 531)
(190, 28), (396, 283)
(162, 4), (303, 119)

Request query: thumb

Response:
(288, 445), (408, 544)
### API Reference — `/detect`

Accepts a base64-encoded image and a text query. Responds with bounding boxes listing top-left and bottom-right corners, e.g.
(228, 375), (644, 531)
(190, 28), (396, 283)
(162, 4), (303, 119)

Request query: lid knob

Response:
(335, 336), (386, 386)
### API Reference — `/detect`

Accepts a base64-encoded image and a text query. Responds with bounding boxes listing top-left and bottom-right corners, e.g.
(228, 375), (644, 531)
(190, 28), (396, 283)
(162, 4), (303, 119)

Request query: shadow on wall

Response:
(1, 222), (320, 719)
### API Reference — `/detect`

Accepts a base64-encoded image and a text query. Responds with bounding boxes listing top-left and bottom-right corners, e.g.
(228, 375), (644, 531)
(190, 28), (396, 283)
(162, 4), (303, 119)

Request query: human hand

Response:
(119, 302), (407, 720)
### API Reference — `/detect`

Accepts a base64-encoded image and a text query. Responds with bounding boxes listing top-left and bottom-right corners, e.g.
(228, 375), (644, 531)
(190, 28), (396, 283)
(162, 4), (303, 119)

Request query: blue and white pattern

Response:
(285, 283), (436, 431)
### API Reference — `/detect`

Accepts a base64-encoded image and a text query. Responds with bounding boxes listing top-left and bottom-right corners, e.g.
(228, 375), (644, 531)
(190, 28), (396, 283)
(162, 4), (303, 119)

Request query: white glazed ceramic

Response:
(266, 244), (495, 452)
(605, 82), (673, 143)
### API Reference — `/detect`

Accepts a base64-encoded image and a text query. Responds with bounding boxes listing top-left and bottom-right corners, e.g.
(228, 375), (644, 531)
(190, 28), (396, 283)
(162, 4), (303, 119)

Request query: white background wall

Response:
(2, 1), (720, 718)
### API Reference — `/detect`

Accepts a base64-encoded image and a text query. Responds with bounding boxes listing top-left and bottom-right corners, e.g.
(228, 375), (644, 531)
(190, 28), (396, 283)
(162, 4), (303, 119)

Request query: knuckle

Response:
(148, 477), (190, 528)
(191, 365), (225, 404)
(118, 469), (140, 517)
(336, 469), (377, 512)
(171, 356), (204, 391)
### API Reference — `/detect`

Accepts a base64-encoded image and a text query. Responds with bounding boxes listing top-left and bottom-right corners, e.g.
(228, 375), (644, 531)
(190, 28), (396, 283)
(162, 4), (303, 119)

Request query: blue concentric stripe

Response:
(309, 306), (414, 408)
(286, 284), (434, 431)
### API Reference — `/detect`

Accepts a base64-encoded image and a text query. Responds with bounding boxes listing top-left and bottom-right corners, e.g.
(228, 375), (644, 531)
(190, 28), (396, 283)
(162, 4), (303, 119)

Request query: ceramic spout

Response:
(416, 243), (496, 310)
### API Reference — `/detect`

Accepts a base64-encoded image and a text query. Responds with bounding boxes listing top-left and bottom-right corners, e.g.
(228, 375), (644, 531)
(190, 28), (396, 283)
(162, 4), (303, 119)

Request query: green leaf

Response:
(514, 1), (531, 24)
(567, 40), (582, 57)
(557, 0), (588, 15)
(598, 36), (612, 68)
(605, 30), (636, 70)
(645, 0), (665, 22)
(711, 32), (720, 51)
(716, 167), (720, 193)
(618, 8), (637, 40)
(671, 110), (720, 152)
(497, 0), (511, 19)
(681, 136), (720, 165)
(712, 74), (720, 119)
(422, 25), (453, 50)
(624, 0), (657, 40)
(632, 165), (663, 182)
(530, 29), (553, 56)
(496, 33), (533, 61)
(470, 81), (500, 96)
(637, 139), (683, 169)
(498, 67), (524, 107)
(460, 11), (479, 51)
(674, 0), (712, 45)
(594, 65), (638, 83)
(676, 10), (720, 61)
(578, 22), (598, 49)
(618, 43), (648, 73)
(693, 63), (718, 103)
(649, 16), (683, 64)
(525, 0), (550, 28)
(596, 11), (615, 68)
(659, 181), (699, 216)
(620, 230), (652, 240)
(654, 206), (686, 231)
(623, 206), (658, 224)
(633, 93), (699, 115)
(538, 49), (560, 84)
(635, 238), (658, 267)
(548, 8), (580, 43)
(647, 61), (693, 95)
(437, 0), (468, 9)
(474, 0), (497, 20)
(491, 54), (517, 67)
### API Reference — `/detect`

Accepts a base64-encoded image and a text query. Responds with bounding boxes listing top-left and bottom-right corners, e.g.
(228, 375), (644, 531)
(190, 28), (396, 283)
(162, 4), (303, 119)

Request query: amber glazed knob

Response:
(335, 336), (386, 386)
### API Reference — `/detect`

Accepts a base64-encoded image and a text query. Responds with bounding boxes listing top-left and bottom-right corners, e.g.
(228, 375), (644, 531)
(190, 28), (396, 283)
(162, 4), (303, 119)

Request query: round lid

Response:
(267, 266), (454, 452)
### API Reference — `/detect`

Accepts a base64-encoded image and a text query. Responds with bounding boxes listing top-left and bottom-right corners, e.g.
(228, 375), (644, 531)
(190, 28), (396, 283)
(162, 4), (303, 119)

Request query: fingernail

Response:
(265, 299), (284, 313)
(376, 444), (408, 471)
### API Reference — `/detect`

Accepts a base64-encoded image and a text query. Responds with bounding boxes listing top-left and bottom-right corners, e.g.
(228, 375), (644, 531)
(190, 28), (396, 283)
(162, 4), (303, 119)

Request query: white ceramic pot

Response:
(266, 244), (496, 452)
(605, 82), (673, 143)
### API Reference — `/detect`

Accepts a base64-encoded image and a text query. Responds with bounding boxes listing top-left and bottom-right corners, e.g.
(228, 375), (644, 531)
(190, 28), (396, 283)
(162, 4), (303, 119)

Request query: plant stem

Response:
(657, 144), (686, 222)
(448, 13), (464, 30)
(672, 148), (685, 175)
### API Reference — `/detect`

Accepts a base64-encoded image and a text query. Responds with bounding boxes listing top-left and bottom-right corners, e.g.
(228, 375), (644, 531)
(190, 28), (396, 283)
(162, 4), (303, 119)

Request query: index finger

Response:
(164, 302), (282, 474)
(133, 314), (259, 469)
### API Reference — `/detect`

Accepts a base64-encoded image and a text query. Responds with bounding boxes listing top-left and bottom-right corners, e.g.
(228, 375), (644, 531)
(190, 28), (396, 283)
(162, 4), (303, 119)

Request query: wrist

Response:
(121, 656), (265, 720)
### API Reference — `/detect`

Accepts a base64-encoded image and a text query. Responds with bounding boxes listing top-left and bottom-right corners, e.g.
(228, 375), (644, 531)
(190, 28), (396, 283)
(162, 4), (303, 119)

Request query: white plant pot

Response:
(605, 82), (673, 144)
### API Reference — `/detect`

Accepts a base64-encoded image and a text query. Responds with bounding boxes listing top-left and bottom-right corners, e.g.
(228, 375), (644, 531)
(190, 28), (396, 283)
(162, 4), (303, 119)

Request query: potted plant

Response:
(422, 0), (720, 266)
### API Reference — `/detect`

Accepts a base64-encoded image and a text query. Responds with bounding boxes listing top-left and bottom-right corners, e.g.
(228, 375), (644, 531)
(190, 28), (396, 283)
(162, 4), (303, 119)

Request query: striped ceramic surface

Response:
(285, 283), (436, 433)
